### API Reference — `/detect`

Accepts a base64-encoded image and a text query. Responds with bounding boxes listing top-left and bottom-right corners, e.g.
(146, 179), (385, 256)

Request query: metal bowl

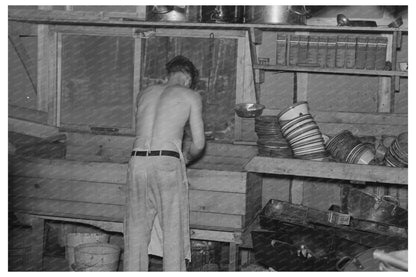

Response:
(234, 103), (265, 118)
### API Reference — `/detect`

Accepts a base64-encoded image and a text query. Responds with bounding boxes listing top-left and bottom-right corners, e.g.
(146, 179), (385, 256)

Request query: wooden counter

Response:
(245, 156), (408, 185)
(9, 153), (263, 270)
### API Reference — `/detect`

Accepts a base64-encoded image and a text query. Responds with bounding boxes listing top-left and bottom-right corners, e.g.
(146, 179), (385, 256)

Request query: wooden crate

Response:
(9, 156), (262, 231)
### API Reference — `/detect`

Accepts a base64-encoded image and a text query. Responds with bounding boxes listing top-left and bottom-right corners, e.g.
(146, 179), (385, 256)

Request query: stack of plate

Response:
(345, 143), (376, 164)
(326, 130), (375, 164)
(277, 102), (328, 161)
(255, 116), (292, 158)
(385, 132), (408, 168)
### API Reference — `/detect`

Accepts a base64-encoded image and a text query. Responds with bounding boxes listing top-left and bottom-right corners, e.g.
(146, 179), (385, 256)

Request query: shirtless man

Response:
(123, 56), (205, 271)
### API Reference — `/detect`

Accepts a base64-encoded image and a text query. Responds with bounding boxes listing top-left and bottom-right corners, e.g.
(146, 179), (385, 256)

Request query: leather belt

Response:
(131, 150), (180, 159)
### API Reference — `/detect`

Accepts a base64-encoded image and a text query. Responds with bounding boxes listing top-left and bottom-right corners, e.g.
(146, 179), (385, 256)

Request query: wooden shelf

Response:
(8, 8), (408, 34)
(244, 156), (407, 185)
(253, 64), (408, 77)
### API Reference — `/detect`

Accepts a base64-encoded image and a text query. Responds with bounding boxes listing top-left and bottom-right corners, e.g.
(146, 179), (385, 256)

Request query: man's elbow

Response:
(193, 140), (205, 152)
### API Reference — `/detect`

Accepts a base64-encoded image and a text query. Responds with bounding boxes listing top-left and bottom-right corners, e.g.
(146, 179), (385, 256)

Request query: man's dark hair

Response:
(166, 55), (199, 89)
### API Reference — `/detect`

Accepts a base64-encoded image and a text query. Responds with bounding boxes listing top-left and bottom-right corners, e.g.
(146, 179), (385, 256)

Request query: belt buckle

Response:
(147, 150), (151, 156)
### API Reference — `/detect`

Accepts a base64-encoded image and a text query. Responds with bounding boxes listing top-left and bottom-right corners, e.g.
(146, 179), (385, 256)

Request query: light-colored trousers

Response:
(123, 153), (190, 271)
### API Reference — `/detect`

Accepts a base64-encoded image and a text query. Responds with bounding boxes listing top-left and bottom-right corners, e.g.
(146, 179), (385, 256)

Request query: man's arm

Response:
(184, 92), (205, 164)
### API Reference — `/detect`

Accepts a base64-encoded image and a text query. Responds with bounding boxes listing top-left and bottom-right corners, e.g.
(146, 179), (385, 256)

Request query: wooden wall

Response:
(8, 6), (408, 215)
(255, 29), (408, 211)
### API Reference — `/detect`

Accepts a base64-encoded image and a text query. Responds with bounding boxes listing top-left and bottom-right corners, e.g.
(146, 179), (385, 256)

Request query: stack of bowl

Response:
(277, 102), (328, 161)
(385, 132), (408, 167)
(326, 130), (375, 164)
(255, 116), (293, 158)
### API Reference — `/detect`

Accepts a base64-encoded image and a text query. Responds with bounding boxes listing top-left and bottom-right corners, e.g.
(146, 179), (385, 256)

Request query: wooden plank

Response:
(9, 156), (128, 184)
(234, 36), (246, 141)
(29, 217), (45, 271)
(243, 32), (257, 103)
(248, 28), (261, 103)
(245, 156), (408, 185)
(302, 179), (343, 211)
(8, 105), (48, 124)
(65, 132), (257, 158)
(38, 5), (56, 123)
(64, 150), (252, 170)
(9, 8), (407, 32)
(8, 118), (59, 138)
(290, 178), (304, 205)
(136, 6), (146, 20)
(187, 169), (247, 193)
(132, 35), (142, 131)
(262, 108), (407, 126)
(56, 33), (62, 126)
(253, 64), (408, 77)
(245, 172), (262, 225)
(189, 190), (245, 215)
(307, 16), (405, 28)
(19, 212), (241, 245)
(296, 73), (308, 102)
(189, 155), (250, 172)
(190, 212), (243, 230)
(66, 132), (134, 148)
(155, 28), (246, 38)
(66, 144), (131, 160)
(53, 25), (134, 36)
(37, 23), (48, 112)
(65, 153), (117, 163)
(10, 155), (250, 188)
(11, 176), (126, 205)
(11, 196), (124, 222)
(190, 229), (241, 244)
(33, 214), (124, 233)
(378, 77), (392, 113)
(260, 110), (407, 136)
(229, 242), (238, 271)
(8, 32), (37, 95)
(318, 122), (407, 137)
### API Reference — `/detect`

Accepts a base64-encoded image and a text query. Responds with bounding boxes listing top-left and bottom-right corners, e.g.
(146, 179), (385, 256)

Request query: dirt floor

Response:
(9, 222), (265, 272)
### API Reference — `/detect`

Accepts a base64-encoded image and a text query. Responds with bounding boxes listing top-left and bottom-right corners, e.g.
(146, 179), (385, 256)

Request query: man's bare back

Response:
(133, 83), (205, 156)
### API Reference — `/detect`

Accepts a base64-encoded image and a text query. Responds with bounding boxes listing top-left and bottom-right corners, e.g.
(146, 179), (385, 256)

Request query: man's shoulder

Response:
(169, 85), (201, 100)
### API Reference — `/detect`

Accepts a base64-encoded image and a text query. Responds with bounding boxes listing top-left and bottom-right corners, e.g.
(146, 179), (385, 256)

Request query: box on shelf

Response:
(317, 36), (328, 68)
(356, 36), (368, 69)
(326, 36), (337, 68)
(288, 35), (300, 66)
(298, 35), (309, 64)
(336, 36), (347, 68)
(307, 36), (319, 65)
(375, 37), (388, 70)
(276, 34), (288, 65)
(366, 37), (377, 70)
(345, 36), (357, 69)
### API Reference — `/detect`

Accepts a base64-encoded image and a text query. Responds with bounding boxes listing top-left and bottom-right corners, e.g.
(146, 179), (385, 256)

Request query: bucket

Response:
(74, 243), (121, 271)
(66, 232), (109, 271)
